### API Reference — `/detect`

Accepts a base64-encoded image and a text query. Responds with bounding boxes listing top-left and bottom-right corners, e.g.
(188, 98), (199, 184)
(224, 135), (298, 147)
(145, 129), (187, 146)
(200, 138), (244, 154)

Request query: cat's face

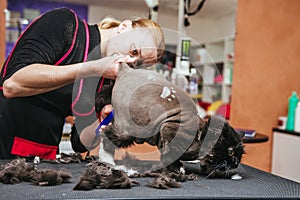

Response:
(199, 116), (245, 178)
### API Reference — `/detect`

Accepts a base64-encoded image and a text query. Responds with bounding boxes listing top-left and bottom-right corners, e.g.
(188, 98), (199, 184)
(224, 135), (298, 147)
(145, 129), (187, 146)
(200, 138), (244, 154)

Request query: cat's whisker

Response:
(205, 168), (216, 178)
(205, 160), (228, 178)
(225, 166), (231, 178)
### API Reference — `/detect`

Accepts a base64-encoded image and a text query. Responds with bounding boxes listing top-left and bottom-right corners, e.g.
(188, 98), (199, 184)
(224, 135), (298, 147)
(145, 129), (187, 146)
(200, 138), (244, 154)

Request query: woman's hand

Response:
(95, 54), (137, 80)
(99, 104), (113, 121)
(79, 104), (113, 154)
(97, 104), (113, 132)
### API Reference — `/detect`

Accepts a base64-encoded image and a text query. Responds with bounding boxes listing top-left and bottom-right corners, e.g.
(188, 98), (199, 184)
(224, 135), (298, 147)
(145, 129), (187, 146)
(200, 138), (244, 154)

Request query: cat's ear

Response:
(236, 130), (245, 139)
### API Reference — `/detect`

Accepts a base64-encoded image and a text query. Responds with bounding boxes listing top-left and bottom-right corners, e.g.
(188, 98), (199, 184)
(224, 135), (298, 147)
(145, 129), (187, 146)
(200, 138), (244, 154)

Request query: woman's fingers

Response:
(100, 104), (113, 120)
(98, 54), (138, 80)
(116, 55), (137, 64)
(100, 125), (107, 132)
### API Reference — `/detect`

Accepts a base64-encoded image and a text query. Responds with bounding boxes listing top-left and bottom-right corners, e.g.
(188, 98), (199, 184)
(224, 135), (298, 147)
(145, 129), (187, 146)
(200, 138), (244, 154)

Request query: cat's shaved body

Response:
(101, 63), (244, 176)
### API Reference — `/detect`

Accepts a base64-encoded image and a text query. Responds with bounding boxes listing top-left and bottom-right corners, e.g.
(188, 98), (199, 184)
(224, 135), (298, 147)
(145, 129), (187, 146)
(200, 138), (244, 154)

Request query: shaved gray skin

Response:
(102, 63), (244, 176)
(103, 63), (206, 171)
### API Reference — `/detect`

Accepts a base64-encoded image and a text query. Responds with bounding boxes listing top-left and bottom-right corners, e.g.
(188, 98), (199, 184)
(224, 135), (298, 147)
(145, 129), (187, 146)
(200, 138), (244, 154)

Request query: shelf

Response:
(202, 83), (232, 86)
(272, 128), (300, 137)
(225, 60), (234, 64)
(190, 35), (235, 104)
(189, 94), (203, 99)
(243, 133), (269, 143)
(203, 83), (223, 86)
(201, 61), (224, 66)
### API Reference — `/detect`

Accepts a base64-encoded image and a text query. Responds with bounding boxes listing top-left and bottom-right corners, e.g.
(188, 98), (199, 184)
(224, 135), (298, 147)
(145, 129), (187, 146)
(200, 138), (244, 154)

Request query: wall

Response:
(88, 5), (236, 45)
(0, 0), (7, 68)
(231, 0), (300, 172)
(3, 2), (236, 61)
(5, 0), (88, 58)
(7, 0), (87, 19)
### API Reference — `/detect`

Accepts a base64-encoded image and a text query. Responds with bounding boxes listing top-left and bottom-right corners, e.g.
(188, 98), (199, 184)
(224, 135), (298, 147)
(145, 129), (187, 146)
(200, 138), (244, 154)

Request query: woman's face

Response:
(106, 23), (158, 66)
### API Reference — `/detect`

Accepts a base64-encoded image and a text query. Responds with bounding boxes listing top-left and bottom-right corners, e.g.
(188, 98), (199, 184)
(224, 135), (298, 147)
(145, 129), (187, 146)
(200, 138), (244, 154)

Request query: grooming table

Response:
(0, 160), (299, 199)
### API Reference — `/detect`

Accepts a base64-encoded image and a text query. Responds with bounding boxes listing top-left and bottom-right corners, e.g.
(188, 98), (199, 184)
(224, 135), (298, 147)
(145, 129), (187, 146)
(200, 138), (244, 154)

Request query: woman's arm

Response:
(2, 55), (136, 98)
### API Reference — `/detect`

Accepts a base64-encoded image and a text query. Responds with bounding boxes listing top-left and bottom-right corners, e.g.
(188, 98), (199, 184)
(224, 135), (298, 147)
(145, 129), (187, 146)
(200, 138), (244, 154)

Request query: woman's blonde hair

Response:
(98, 17), (165, 61)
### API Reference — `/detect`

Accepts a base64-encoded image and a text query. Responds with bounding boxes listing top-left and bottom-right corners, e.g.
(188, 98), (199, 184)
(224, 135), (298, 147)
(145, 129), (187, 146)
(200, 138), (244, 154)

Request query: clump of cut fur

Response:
(143, 168), (199, 189)
(73, 161), (139, 190)
(0, 158), (72, 186)
(146, 174), (182, 189)
(34, 169), (72, 186)
(0, 158), (35, 184)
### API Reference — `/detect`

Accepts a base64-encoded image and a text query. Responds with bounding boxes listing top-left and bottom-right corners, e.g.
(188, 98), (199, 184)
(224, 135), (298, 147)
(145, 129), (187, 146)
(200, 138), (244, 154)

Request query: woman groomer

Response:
(0, 8), (165, 160)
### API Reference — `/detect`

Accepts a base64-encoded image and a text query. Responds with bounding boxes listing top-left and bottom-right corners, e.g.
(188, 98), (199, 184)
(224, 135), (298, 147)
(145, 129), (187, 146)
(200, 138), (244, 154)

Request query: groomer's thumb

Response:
(117, 55), (137, 64)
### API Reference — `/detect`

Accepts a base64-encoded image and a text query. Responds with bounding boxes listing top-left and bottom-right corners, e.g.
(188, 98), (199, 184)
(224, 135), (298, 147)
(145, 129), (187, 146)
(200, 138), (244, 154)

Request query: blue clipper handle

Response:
(95, 110), (114, 136)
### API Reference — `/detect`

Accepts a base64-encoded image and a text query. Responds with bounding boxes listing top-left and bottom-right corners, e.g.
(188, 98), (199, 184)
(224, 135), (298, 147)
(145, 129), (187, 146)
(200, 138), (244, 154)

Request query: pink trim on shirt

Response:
(54, 10), (79, 65)
(83, 20), (89, 62)
(97, 77), (105, 93)
(2, 15), (42, 78)
(71, 20), (96, 117)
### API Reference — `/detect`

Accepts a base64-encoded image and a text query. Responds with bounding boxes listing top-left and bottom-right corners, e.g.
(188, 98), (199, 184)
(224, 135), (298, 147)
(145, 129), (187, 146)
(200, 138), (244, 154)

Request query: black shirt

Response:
(0, 8), (102, 159)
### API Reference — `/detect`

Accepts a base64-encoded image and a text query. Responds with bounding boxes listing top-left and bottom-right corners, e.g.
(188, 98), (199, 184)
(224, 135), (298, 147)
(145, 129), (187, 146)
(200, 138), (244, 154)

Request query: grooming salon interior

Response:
(0, 0), (300, 198)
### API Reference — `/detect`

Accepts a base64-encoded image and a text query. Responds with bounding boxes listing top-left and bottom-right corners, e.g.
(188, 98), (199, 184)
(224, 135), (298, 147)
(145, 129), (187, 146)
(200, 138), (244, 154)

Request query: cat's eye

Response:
(228, 147), (234, 157)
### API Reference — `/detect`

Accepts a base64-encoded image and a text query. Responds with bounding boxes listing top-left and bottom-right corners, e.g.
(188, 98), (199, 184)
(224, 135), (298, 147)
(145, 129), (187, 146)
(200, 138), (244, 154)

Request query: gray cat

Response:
(101, 63), (244, 177)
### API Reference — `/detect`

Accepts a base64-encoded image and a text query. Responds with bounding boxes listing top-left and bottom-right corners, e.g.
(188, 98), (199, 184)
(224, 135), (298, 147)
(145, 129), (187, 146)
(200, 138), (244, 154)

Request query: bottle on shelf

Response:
(286, 91), (299, 131)
(189, 68), (199, 95)
(294, 102), (300, 132)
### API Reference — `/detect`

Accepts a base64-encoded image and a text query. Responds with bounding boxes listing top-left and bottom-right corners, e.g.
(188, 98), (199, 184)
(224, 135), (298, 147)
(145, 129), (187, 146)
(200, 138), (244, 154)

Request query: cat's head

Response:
(199, 115), (245, 178)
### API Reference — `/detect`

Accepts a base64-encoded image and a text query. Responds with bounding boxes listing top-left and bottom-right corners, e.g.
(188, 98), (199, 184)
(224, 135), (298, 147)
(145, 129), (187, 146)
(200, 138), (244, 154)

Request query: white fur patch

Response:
(98, 141), (139, 177)
(180, 166), (185, 174)
(160, 86), (171, 99)
(98, 140), (116, 166)
(231, 173), (242, 180)
(113, 165), (139, 177)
